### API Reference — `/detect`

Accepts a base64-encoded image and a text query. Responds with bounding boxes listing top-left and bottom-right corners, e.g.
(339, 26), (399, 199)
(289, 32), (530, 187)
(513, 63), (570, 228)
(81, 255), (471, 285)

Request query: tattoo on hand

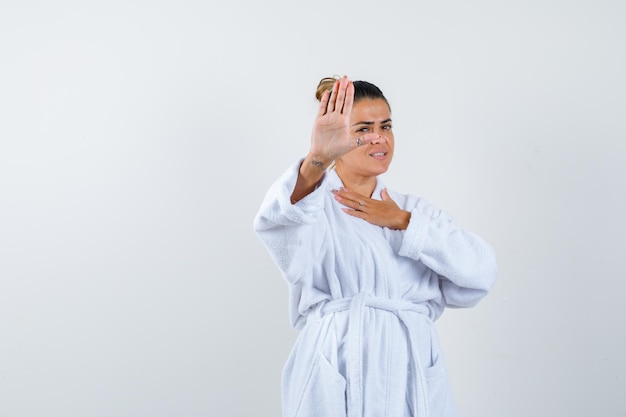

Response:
(311, 159), (325, 170)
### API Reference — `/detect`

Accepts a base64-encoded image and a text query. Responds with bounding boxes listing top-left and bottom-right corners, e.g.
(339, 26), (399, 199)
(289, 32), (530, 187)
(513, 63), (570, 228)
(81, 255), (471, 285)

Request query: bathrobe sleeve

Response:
(253, 159), (329, 285)
(398, 197), (498, 308)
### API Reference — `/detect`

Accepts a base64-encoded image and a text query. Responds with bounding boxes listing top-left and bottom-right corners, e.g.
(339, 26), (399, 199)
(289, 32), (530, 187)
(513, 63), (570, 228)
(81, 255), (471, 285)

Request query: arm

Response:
(399, 198), (498, 307)
(254, 76), (378, 283)
(290, 154), (328, 204)
(253, 159), (329, 284)
(292, 75), (377, 203)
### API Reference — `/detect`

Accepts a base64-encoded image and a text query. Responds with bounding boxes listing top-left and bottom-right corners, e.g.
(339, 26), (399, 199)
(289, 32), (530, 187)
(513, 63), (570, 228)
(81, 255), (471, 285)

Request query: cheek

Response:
(338, 148), (362, 163)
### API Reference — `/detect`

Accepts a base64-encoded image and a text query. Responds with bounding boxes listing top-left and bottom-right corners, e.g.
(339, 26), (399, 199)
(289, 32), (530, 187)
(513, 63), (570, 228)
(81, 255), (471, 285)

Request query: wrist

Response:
(291, 155), (328, 204)
(304, 152), (332, 171)
(396, 210), (411, 230)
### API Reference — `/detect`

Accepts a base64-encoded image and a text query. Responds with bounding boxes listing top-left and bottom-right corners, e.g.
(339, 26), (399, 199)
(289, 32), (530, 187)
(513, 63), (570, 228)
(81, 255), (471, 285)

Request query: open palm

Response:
(310, 76), (369, 161)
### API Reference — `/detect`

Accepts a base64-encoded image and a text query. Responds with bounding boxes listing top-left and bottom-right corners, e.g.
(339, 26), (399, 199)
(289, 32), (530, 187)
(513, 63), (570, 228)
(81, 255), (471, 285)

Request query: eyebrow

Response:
(352, 118), (393, 126)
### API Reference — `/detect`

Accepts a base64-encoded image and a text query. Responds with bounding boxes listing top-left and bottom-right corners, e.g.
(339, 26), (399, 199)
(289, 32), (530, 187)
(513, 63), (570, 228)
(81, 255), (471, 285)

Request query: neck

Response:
(335, 165), (377, 197)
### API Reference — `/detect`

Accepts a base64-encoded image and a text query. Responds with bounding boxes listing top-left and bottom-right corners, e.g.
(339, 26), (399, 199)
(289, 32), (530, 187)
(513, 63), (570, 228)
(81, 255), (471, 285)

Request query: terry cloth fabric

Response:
(254, 159), (497, 417)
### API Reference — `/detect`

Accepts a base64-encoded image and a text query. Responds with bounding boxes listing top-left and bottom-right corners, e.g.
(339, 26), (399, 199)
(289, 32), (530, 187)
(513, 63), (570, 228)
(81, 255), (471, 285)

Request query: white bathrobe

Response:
(253, 160), (497, 417)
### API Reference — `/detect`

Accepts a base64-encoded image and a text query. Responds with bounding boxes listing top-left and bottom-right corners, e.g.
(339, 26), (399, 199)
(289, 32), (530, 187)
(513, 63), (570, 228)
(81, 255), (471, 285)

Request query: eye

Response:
(382, 125), (392, 130)
(357, 127), (370, 133)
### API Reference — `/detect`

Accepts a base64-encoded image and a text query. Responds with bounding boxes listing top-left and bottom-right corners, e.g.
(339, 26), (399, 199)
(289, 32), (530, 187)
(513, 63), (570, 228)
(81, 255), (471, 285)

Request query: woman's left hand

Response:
(332, 188), (411, 230)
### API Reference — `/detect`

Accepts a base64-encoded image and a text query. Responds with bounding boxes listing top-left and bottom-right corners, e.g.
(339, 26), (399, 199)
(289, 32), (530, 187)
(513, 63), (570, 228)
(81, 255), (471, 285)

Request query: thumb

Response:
(381, 188), (391, 201)
(357, 132), (380, 147)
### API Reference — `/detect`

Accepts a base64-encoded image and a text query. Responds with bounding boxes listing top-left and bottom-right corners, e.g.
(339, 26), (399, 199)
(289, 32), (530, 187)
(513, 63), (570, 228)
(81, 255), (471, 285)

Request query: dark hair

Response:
(315, 76), (390, 111)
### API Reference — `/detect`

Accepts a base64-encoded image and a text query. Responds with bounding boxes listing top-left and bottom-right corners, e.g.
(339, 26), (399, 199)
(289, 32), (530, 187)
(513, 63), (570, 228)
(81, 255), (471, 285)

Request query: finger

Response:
(335, 76), (349, 113)
(332, 189), (363, 209)
(354, 132), (380, 148)
(342, 80), (354, 115)
(344, 199), (363, 211)
(335, 187), (367, 202)
(327, 79), (340, 113)
(317, 90), (330, 117)
(342, 207), (367, 219)
(381, 188), (391, 201)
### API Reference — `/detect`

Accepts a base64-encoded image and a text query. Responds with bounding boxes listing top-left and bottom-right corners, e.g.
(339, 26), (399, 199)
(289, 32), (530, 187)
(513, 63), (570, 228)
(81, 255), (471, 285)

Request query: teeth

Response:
(371, 152), (385, 156)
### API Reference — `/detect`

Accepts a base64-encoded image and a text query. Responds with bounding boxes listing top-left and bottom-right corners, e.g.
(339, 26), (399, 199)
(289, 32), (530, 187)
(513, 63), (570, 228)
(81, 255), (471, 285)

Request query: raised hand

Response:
(309, 76), (372, 168)
(332, 187), (411, 230)
(291, 76), (374, 204)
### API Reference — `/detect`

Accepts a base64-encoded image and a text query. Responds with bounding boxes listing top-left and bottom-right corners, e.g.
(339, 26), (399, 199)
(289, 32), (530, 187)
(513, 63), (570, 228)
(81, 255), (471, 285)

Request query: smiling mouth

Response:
(370, 152), (387, 157)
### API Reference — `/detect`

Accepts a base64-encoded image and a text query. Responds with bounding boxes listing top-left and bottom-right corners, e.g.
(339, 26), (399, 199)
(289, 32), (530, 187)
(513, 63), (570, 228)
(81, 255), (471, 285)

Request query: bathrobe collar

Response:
(326, 168), (386, 201)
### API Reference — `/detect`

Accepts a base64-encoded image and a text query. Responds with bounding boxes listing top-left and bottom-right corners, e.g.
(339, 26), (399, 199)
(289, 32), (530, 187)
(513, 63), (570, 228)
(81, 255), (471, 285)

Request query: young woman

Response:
(253, 75), (497, 417)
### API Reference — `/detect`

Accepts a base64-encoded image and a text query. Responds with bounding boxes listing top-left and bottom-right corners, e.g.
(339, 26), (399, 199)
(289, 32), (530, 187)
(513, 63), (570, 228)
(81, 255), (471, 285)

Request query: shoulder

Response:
(384, 187), (423, 209)
(376, 177), (448, 218)
(386, 188), (448, 220)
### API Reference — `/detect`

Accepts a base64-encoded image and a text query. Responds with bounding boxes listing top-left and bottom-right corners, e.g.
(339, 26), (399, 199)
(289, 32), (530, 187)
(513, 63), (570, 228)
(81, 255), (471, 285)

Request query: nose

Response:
(361, 132), (386, 145)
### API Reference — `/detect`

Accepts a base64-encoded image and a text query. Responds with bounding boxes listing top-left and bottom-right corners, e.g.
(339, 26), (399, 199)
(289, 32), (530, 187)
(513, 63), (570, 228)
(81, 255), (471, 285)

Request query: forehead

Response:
(351, 98), (391, 122)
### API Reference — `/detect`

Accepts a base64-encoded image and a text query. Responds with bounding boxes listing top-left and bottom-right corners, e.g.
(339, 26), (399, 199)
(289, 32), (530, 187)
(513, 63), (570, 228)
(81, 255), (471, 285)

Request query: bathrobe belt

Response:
(321, 294), (433, 417)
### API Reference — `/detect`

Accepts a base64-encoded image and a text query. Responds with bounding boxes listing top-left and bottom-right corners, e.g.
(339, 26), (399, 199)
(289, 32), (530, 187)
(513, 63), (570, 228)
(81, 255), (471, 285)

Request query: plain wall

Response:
(1, 0), (625, 416)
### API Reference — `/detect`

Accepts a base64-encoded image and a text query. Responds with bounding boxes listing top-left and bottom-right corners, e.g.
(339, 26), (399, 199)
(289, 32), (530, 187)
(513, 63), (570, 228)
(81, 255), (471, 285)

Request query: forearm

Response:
(254, 158), (328, 283)
(399, 202), (497, 290)
(290, 153), (331, 204)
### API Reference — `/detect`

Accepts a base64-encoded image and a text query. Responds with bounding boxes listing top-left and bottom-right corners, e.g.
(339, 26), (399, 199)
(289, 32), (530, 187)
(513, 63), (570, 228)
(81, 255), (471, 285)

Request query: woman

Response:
(253, 75), (497, 417)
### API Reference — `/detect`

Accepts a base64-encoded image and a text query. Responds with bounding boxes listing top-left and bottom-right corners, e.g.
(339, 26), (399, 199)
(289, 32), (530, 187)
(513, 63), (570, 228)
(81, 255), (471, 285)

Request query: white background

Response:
(1, 1), (625, 416)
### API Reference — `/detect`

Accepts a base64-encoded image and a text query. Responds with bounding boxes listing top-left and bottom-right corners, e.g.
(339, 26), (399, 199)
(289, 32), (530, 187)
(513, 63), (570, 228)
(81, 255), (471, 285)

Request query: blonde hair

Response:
(315, 75), (390, 109)
(315, 76), (341, 101)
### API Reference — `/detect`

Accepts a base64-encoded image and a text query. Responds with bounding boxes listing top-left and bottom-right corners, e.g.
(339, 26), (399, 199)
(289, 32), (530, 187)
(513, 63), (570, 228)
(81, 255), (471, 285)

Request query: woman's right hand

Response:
(308, 76), (369, 167)
(291, 76), (372, 203)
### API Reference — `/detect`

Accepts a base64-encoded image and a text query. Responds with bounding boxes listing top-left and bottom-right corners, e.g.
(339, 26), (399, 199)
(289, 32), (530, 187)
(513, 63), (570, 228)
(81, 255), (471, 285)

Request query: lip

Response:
(369, 150), (388, 160)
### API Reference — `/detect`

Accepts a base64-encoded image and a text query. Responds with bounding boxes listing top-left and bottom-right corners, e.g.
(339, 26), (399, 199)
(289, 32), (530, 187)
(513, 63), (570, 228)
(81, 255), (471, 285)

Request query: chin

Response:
(377, 161), (392, 174)
(371, 164), (391, 176)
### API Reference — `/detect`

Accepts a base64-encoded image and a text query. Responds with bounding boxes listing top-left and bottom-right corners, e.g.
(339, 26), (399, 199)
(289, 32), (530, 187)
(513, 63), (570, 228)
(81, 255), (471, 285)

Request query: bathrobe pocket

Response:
(292, 353), (347, 417)
(424, 353), (456, 417)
